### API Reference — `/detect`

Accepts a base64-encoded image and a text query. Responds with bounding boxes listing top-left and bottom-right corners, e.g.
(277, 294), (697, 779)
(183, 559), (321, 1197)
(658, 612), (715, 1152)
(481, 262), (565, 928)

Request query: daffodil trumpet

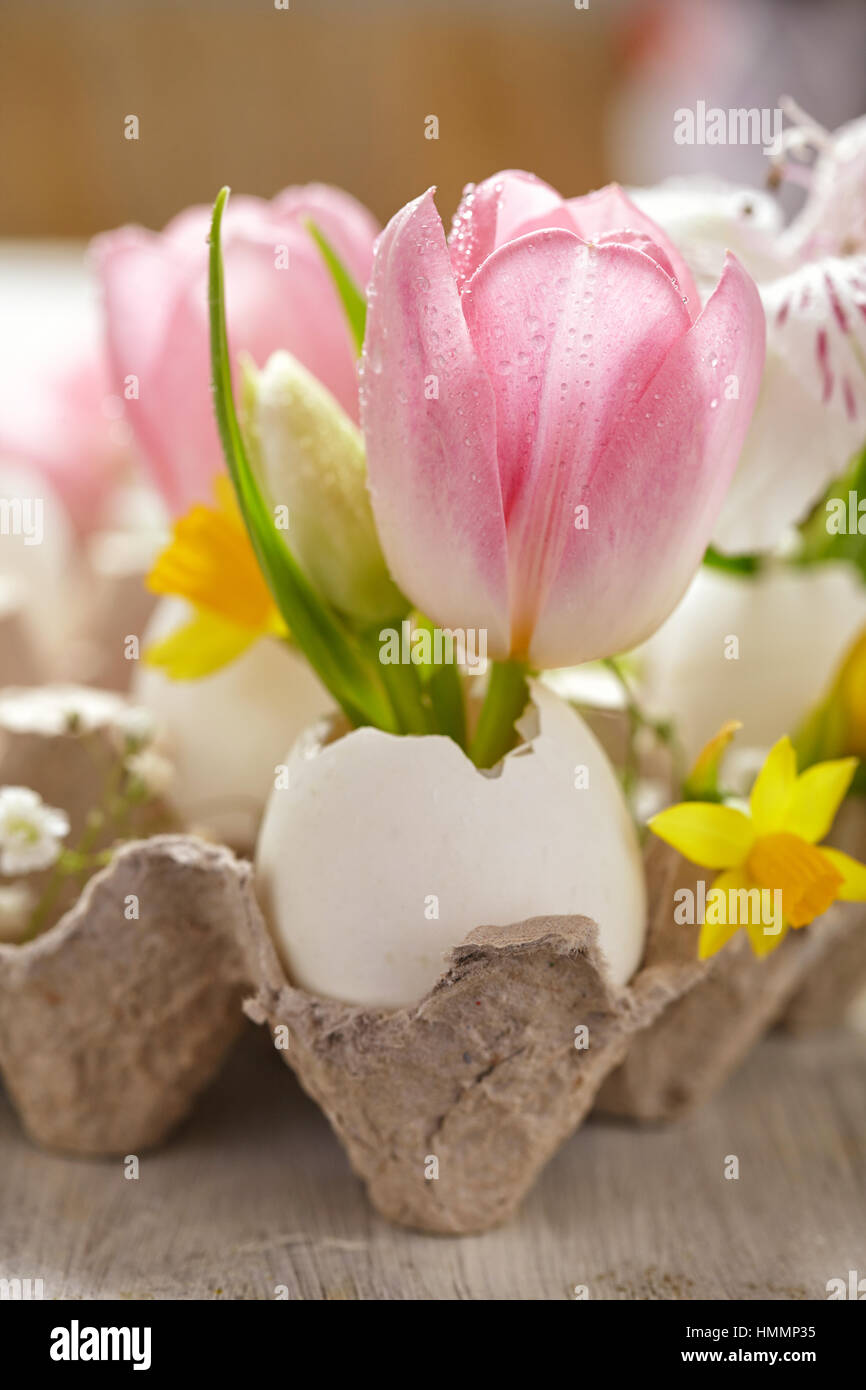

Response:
(650, 734), (866, 960)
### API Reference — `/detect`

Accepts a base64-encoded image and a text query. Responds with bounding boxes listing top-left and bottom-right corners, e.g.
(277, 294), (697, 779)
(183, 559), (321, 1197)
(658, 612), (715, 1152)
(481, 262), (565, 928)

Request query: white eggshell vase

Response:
(256, 680), (647, 1009)
(241, 683), (706, 1233)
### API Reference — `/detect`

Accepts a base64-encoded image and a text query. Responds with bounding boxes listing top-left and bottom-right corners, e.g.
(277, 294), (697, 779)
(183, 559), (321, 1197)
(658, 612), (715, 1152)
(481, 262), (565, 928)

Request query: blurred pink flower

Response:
(361, 172), (765, 668)
(0, 350), (129, 535)
(93, 186), (379, 514)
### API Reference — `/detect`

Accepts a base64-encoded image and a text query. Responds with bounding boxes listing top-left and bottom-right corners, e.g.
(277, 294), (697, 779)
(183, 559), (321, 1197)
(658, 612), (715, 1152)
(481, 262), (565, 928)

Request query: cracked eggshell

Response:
(132, 598), (331, 848)
(255, 679), (646, 1008)
(638, 561), (866, 760)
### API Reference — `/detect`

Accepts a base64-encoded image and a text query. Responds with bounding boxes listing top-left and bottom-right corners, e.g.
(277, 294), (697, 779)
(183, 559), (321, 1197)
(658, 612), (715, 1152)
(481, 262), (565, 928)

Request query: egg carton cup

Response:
(240, 839), (704, 1236)
(0, 836), (250, 1155)
(778, 797), (866, 1035)
(595, 839), (852, 1123)
(0, 684), (175, 928)
(0, 685), (167, 843)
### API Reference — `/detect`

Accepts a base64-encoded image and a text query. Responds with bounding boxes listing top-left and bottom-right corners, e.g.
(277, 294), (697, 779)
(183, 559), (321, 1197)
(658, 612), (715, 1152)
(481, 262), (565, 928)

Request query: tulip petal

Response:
(449, 170), (566, 288)
(360, 189), (510, 653)
(93, 192), (374, 513)
(649, 802), (756, 868)
(567, 183), (701, 320)
(0, 352), (126, 534)
(784, 756), (858, 843)
(460, 230), (691, 660)
(271, 184), (380, 287)
(449, 176), (703, 322)
(525, 252), (765, 666)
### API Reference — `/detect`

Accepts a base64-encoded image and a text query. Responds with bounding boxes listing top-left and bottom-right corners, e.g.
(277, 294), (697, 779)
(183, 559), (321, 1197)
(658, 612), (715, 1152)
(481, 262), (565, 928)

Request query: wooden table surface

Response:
(2, 1021), (864, 1301)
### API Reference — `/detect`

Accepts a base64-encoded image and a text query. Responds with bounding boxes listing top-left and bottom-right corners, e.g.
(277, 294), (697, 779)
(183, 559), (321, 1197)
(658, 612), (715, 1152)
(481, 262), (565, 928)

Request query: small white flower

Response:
(0, 685), (127, 737)
(124, 749), (174, 797)
(112, 704), (156, 751)
(0, 786), (70, 875)
(0, 882), (35, 943)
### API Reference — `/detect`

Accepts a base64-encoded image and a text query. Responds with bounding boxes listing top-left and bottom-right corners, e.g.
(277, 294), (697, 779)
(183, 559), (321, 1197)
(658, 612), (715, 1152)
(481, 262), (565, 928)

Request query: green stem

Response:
(428, 661), (467, 749)
(602, 658), (685, 791)
(22, 846), (116, 943)
(22, 861), (67, 942)
(469, 660), (530, 769)
(379, 660), (434, 736)
(22, 752), (140, 941)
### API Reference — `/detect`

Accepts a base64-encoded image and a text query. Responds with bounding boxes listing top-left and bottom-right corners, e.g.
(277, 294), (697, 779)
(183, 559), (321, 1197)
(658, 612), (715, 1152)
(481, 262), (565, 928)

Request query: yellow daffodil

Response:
(145, 477), (287, 679)
(650, 736), (866, 960)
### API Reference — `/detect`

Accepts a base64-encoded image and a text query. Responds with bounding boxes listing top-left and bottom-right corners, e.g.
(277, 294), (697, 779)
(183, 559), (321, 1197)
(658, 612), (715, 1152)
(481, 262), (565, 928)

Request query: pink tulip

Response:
(361, 172), (766, 668)
(0, 349), (130, 535)
(93, 185), (379, 514)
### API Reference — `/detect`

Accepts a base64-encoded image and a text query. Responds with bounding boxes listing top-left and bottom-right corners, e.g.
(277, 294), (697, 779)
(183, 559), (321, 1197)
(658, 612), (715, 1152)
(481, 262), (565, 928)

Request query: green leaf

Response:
(796, 444), (866, 580)
(305, 218), (367, 356)
(208, 187), (397, 732)
(702, 545), (761, 576)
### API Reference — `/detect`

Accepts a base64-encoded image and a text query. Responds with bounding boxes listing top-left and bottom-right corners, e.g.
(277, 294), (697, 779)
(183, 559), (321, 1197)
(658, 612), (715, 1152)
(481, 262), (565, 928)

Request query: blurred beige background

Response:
(3, 0), (866, 239)
(0, 0), (621, 236)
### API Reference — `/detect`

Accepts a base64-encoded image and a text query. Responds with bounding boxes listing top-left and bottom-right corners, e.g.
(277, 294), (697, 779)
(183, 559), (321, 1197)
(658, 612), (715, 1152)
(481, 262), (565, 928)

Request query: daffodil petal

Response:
(697, 866), (751, 959)
(144, 610), (260, 680)
(698, 917), (741, 959)
(819, 847), (866, 902)
(649, 802), (755, 868)
(783, 758), (858, 843)
(746, 917), (789, 958)
(750, 735), (796, 835)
